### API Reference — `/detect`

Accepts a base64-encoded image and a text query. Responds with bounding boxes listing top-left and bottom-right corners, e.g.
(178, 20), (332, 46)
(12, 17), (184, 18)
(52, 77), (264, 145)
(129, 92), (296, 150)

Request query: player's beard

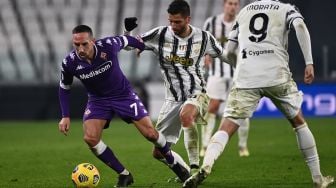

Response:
(173, 25), (188, 36)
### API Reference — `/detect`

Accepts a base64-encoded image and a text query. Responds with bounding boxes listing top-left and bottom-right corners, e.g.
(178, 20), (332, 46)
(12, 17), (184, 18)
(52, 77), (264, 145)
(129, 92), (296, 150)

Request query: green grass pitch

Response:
(0, 118), (335, 188)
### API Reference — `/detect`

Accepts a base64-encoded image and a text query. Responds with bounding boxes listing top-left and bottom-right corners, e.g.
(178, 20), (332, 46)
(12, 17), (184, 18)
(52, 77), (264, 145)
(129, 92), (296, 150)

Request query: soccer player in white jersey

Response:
(125, 0), (233, 181)
(201, 0), (251, 158)
(183, 0), (334, 187)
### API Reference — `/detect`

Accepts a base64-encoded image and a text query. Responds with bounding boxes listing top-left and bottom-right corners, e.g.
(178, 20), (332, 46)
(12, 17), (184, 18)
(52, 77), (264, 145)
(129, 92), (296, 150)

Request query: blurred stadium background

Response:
(0, 0), (335, 119)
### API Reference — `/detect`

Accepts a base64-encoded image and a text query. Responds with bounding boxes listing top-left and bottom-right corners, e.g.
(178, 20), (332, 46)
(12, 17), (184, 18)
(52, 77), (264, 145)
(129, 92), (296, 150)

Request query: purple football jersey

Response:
(59, 35), (148, 123)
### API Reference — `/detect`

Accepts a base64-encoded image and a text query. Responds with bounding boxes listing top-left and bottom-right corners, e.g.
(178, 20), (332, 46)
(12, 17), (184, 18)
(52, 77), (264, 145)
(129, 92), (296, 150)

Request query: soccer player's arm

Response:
(287, 5), (314, 83)
(59, 59), (73, 118)
(205, 31), (235, 66)
(111, 35), (145, 52)
(58, 59), (73, 135)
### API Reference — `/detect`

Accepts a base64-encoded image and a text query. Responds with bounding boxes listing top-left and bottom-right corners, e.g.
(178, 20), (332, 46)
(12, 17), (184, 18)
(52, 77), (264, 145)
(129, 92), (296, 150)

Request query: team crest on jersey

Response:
(100, 52), (107, 61)
(192, 43), (201, 55)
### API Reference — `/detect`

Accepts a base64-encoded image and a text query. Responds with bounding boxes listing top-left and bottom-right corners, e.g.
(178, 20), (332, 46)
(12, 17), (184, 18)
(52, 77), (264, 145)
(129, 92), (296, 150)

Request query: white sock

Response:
(202, 113), (216, 149)
(295, 123), (322, 181)
(120, 169), (130, 175)
(202, 131), (229, 174)
(91, 140), (107, 156)
(154, 132), (166, 148)
(238, 118), (250, 148)
(183, 125), (199, 166)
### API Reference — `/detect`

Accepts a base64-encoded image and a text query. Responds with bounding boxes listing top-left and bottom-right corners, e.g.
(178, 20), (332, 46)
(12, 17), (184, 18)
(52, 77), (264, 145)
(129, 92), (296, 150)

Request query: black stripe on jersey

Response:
(158, 27), (179, 101)
(142, 28), (160, 42)
(228, 39), (238, 43)
(171, 36), (186, 101)
(205, 21), (211, 31)
(195, 31), (208, 93)
(210, 16), (217, 76)
(209, 35), (222, 57)
(211, 16), (216, 36)
(183, 36), (196, 95)
(220, 22), (225, 77)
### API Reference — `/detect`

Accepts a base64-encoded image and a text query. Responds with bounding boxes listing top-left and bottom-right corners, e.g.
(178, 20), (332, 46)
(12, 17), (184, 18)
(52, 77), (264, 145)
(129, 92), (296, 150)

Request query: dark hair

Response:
(72, 25), (93, 37)
(167, 0), (190, 17)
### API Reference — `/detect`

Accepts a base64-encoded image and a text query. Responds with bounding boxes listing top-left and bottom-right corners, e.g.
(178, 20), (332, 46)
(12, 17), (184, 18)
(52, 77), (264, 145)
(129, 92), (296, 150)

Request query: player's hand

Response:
(59, 117), (70, 136)
(124, 17), (138, 32)
(304, 64), (314, 84)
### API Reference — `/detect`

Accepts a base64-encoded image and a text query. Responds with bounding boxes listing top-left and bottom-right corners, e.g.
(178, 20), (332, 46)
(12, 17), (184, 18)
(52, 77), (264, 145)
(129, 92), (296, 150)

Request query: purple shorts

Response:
(83, 92), (148, 128)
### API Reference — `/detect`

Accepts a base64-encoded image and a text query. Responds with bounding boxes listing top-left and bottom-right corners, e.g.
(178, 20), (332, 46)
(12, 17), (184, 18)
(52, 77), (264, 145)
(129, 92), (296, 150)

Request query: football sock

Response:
(238, 118), (250, 148)
(155, 132), (175, 165)
(202, 131), (229, 173)
(157, 150), (190, 171)
(91, 140), (125, 174)
(294, 123), (322, 180)
(183, 125), (199, 166)
(202, 113), (216, 149)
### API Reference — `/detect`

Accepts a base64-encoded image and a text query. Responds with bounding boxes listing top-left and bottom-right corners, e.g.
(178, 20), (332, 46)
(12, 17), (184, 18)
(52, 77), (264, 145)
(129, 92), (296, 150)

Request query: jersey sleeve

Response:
(60, 58), (73, 90)
(203, 17), (212, 31)
(103, 36), (130, 52)
(204, 31), (223, 58)
(286, 4), (304, 30)
(140, 26), (162, 50)
(59, 58), (73, 117)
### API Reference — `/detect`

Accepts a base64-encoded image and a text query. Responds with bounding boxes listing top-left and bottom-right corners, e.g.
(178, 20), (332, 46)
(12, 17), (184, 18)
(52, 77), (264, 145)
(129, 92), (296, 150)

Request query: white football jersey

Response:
(229, 0), (303, 88)
(141, 25), (224, 101)
(203, 13), (235, 79)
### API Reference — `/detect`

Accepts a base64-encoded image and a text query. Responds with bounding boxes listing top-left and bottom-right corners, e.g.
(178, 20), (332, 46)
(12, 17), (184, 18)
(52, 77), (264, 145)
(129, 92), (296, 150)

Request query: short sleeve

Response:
(140, 26), (162, 50)
(205, 31), (223, 58)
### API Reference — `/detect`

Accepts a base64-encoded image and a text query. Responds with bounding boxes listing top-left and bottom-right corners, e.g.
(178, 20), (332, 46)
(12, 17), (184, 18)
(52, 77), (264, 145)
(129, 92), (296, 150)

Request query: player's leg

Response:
(180, 93), (210, 173)
(180, 103), (200, 172)
(238, 118), (250, 157)
(132, 116), (191, 182)
(201, 98), (221, 157)
(83, 119), (133, 187)
(267, 81), (334, 187)
(183, 88), (260, 188)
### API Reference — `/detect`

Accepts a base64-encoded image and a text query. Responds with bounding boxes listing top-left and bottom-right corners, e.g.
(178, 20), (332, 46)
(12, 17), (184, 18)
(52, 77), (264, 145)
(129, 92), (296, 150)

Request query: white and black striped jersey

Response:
(141, 25), (225, 101)
(229, 0), (304, 88)
(203, 13), (235, 79)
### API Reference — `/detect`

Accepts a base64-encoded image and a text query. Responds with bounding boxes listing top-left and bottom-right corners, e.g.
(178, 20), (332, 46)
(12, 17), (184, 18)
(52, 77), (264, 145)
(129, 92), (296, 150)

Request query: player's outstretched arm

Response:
(292, 18), (314, 84)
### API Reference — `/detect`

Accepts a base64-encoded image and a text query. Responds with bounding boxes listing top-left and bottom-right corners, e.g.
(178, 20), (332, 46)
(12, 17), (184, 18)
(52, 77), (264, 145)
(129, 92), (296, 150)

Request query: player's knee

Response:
(152, 147), (164, 159)
(180, 113), (195, 127)
(83, 135), (100, 147)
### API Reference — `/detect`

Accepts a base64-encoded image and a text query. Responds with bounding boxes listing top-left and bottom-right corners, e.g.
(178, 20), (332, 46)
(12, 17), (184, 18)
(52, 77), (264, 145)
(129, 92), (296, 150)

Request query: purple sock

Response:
(156, 143), (175, 165)
(97, 147), (125, 174)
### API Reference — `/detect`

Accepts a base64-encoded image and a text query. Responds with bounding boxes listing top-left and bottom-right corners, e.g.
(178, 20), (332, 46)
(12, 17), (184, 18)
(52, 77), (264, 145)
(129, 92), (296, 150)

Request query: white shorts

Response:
(206, 76), (232, 101)
(224, 80), (303, 120)
(156, 93), (210, 144)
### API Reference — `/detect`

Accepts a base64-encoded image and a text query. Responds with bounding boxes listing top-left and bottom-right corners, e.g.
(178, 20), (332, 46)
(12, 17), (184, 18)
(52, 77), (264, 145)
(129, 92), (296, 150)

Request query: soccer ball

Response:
(71, 163), (100, 188)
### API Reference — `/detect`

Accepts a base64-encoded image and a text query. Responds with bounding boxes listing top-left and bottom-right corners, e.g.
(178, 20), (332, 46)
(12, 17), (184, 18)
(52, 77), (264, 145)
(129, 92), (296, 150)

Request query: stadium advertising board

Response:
(254, 84), (336, 117)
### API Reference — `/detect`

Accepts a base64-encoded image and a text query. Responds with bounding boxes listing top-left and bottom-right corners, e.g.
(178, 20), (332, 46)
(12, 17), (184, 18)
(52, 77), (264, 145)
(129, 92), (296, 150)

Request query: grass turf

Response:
(0, 118), (335, 188)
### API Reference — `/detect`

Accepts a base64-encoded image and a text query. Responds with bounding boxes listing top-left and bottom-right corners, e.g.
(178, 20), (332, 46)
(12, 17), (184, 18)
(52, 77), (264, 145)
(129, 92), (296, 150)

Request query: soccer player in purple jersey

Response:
(58, 25), (190, 187)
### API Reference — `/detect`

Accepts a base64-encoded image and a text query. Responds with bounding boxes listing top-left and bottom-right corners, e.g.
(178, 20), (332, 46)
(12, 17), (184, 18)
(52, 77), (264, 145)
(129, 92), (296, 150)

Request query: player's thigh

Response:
(182, 93), (210, 125)
(156, 100), (183, 144)
(83, 119), (107, 139)
(223, 87), (261, 119)
(265, 80), (303, 120)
